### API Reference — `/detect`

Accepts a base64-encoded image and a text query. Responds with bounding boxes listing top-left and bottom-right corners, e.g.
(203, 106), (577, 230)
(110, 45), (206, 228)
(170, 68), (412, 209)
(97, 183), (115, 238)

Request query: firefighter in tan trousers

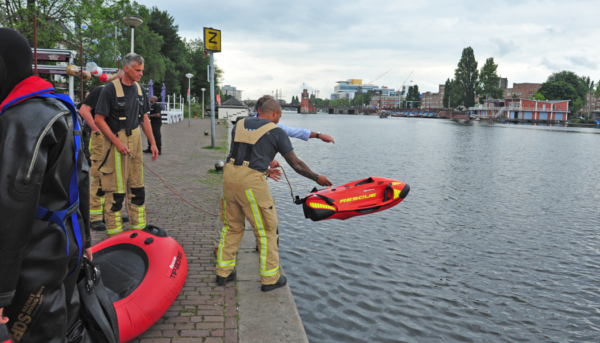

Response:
(216, 99), (332, 292)
(79, 86), (108, 231)
(94, 53), (158, 236)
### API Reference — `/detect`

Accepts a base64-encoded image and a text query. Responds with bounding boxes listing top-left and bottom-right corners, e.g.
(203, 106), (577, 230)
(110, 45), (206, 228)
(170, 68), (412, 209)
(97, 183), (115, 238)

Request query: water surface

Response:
(272, 113), (600, 342)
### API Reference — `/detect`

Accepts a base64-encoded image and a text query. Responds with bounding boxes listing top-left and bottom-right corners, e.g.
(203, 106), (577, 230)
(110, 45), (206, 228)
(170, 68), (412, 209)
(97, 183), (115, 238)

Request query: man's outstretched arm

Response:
(277, 123), (334, 143)
(282, 151), (332, 187)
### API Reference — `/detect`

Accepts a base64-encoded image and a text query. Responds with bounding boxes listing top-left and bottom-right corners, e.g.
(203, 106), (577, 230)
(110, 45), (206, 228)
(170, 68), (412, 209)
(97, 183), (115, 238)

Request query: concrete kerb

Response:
(226, 119), (309, 343)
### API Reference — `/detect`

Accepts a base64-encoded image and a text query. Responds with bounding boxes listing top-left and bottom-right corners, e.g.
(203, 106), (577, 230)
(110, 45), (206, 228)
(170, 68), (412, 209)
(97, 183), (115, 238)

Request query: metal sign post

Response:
(209, 52), (215, 147)
(204, 27), (221, 148)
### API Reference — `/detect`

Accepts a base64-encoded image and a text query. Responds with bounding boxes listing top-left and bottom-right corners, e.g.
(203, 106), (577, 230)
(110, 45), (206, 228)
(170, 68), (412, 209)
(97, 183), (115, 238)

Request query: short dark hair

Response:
(260, 99), (281, 115)
(254, 95), (274, 112)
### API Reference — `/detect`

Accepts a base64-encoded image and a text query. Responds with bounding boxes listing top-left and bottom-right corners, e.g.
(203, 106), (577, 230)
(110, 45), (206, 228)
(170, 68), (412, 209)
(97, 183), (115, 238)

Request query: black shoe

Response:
(143, 149), (151, 154)
(261, 275), (287, 292)
(122, 213), (129, 223)
(90, 220), (106, 232)
(216, 270), (236, 286)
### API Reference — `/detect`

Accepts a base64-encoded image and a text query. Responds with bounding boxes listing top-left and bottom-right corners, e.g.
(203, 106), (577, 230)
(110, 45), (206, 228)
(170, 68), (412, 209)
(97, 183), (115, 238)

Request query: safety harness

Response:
(0, 77), (83, 276)
(111, 79), (144, 136)
(229, 118), (278, 167)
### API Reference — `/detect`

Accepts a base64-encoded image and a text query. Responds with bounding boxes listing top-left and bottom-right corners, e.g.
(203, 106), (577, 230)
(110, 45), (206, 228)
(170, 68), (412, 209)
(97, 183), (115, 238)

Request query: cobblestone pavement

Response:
(91, 118), (236, 343)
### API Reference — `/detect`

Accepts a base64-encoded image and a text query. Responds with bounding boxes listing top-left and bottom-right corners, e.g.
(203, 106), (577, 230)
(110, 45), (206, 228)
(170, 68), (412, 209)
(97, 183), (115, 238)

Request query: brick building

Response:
(584, 92), (600, 118)
(421, 85), (445, 108)
(504, 83), (542, 99)
(370, 92), (403, 108)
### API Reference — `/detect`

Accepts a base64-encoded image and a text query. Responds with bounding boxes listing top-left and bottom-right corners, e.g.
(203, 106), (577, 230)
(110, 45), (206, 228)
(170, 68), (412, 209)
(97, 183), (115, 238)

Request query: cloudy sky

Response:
(140, 0), (598, 101)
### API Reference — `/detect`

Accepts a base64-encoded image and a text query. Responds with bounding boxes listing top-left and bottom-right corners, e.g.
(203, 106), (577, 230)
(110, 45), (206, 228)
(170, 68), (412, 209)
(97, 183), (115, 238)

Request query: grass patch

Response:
(207, 168), (222, 175)
(180, 308), (197, 315)
(202, 144), (225, 150)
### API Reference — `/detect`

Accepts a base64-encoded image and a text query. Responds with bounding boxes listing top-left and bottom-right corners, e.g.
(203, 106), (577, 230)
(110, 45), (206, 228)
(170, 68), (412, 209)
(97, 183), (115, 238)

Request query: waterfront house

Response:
(476, 98), (569, 121)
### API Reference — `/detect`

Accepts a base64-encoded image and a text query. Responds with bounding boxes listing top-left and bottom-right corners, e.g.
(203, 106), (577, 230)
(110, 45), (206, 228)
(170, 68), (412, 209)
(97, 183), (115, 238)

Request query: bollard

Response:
(215, 160), (225, 172)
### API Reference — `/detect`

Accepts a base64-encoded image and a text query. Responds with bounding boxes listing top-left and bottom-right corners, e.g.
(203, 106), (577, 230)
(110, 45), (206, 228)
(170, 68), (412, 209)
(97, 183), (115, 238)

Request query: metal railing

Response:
(159, 94), (184, 124)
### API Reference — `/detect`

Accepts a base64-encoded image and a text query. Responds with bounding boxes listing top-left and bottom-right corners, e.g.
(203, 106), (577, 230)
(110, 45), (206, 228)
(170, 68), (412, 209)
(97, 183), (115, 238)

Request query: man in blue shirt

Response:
(252, 95), (335, 143)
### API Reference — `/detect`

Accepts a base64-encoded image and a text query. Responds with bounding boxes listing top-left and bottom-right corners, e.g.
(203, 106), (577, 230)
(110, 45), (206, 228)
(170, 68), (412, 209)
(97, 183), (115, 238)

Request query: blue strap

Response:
(34, 93), (83, 276)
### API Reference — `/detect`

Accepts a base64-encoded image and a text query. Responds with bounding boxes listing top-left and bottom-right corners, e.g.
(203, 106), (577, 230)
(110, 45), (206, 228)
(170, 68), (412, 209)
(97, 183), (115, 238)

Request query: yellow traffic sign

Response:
(203, 28), (221, 52)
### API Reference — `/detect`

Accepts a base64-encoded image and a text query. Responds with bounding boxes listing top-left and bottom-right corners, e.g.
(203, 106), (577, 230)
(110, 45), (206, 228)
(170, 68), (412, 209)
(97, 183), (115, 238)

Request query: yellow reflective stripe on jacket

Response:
(114, 147), (124, 193)
(246, 189), (267, 273)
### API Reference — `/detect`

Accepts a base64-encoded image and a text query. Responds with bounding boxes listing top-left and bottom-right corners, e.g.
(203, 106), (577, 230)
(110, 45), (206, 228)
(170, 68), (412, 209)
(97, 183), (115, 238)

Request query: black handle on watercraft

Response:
(0, 324), (10, 343)
(315, 194), (336, 206)
(383, 183), (392, 202)
(143, 224), (168, 237)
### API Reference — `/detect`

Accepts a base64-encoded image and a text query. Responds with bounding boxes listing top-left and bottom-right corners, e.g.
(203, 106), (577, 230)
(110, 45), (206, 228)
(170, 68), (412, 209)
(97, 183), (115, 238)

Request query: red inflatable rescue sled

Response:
(296, 177), (410, 221)
(91, 225), (188, 342)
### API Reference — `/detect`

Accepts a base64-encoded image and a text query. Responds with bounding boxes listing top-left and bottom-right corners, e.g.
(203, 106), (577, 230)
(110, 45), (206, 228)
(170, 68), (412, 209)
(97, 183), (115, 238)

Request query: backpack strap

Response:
(134, 82), (145, 119)
(35, 93), (83, 276)
(111, 80), (128, 131)
(230, 119), (279, 166)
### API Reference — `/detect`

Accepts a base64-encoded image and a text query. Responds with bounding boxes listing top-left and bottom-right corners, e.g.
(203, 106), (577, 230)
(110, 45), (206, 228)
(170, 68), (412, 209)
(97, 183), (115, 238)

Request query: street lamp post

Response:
(123, 16), (143, 53)
(186, 73), (193, 127)
(201, 88), (206, 118)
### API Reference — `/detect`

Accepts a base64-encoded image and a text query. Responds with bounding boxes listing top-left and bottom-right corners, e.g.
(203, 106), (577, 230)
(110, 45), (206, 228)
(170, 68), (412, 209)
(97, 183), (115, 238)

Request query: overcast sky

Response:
(140, 0), (599, 101)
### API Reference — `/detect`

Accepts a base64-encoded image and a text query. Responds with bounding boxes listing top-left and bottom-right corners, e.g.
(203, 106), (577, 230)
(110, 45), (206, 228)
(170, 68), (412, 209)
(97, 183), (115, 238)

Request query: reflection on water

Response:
(272, 113), (600, 343)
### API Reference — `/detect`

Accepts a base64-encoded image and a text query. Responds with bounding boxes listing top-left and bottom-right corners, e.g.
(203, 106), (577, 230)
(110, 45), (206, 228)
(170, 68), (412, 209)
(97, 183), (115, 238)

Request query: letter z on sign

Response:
(203, 28), (221, 52)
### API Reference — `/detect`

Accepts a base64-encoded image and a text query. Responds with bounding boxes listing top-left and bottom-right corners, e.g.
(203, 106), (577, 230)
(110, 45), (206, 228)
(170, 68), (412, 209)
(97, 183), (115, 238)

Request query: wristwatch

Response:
(316, 132), (321, 139)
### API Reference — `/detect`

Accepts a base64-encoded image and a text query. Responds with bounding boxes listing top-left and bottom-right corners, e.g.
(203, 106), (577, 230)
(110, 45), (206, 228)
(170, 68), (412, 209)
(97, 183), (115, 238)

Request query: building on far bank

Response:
(333, 79), (396, 99)
(477, 98), (569, 121)
(584, 92), (600, 119)
(504, 83), (542, 99)
(221, 85), (243, 100)
(421, 85), (445, 108)
(370, 91), (404, 108)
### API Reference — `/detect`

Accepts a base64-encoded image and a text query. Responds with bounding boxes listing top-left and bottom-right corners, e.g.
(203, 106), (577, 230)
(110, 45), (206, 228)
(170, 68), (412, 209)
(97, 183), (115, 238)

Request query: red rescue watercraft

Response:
(296, 177), (410, 221)
(92, 225), (187, 342)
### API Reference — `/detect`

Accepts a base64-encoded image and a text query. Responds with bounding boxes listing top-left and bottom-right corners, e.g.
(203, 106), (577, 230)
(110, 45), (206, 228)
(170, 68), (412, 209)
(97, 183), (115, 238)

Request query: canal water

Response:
(271, 113), (600, 342)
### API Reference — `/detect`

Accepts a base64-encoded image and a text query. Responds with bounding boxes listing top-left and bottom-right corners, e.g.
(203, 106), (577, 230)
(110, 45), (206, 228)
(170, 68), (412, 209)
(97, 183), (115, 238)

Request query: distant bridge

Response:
(281, 105), (456, 116)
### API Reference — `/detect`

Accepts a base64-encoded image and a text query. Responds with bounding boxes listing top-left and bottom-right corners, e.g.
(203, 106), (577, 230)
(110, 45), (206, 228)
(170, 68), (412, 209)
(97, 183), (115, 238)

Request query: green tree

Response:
(537, 81), (581, 113)
(530, 92), (546, 101)
(185, 38), (215, 100)
(2, 0), (106, 48)
(544, 71), (590, 107)
(442, 78), (452, 108)
(454, 47), (478, 108)
(406, 85), (421, 108)
(147, 6), (193, 96)
(476, 57), (503, 103)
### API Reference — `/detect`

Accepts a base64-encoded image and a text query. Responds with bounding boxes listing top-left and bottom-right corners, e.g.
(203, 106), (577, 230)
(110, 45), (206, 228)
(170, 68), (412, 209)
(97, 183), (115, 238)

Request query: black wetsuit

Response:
(0, 28), (92, 343)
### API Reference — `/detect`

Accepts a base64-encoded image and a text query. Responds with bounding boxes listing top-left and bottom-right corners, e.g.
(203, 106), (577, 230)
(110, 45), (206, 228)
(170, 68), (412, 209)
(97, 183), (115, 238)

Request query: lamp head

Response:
(123, 16), (143, 28)
(201, 88), (206, 92)
(186, 73), (193, 79)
